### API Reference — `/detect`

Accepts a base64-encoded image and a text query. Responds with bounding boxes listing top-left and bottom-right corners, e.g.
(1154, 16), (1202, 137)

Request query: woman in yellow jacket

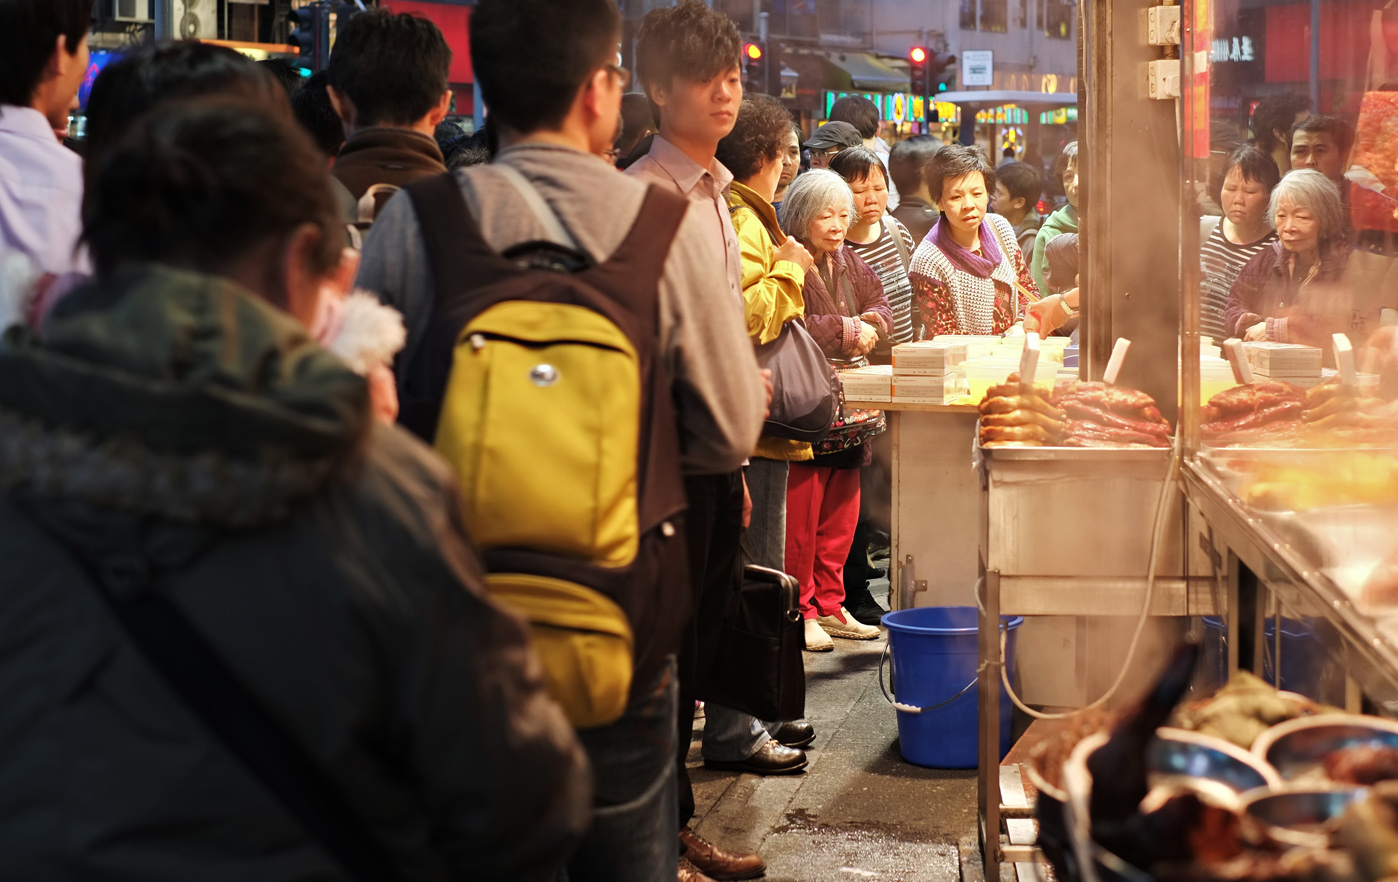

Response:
(716, 94), (814, 574)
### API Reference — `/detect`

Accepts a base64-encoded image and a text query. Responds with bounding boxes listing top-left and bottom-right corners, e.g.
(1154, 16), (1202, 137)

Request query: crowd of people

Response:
(0, 0), (1219, 879)
(1196, 95), (1398, 358)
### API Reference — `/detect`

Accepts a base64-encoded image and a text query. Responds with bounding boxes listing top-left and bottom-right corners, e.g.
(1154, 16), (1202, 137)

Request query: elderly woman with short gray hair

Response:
(1224, 168), (1352, 346)
(777, 169), (891, 649)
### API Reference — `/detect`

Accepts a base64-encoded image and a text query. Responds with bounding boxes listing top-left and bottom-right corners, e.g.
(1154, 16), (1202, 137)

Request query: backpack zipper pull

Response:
(469, 333), (486, 352)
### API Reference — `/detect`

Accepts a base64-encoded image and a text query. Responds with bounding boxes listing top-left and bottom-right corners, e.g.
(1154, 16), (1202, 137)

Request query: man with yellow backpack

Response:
(356, 1), (766, 879)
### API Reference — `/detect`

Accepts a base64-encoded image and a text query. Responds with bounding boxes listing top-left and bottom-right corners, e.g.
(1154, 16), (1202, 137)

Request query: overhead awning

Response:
(935, 90), (1076, 107)
(820, 52), (909, 94)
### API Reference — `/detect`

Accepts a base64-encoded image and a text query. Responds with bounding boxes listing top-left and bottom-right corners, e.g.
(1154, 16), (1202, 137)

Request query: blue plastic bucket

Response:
(1200, 616), (1323, 698)
(881, 606), (1023, 768)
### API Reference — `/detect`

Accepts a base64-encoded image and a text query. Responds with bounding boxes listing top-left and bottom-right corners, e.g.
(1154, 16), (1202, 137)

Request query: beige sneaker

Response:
(817, 607), (881, 640)
(804, 617), (834, 651)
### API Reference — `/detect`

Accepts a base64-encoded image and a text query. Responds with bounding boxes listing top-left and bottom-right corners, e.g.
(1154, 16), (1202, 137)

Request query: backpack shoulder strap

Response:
(580, 185), (689, 330)
(40, 539), (407, 882)
(403, 172), (519, 311)
(884, 215), (913, 272)
(493, 164), (578, 249)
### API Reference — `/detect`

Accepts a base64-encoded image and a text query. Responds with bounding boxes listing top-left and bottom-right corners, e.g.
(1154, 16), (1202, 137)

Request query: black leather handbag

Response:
(699, 561), (806, 722)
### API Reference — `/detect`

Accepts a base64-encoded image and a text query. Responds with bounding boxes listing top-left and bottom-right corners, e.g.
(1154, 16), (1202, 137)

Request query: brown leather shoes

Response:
(679, 828), (766, 880)
(679, 857), (717, 882)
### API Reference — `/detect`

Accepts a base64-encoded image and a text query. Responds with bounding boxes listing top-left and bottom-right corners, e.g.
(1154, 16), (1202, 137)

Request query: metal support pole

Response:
(1309, 0), (1321, 110)
(153, 0), (176, 41)
(759, 11), (770, 95)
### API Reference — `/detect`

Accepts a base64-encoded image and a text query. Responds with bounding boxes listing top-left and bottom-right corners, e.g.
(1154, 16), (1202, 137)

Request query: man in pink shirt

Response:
(627, 5), (808, 881)
(0, 0), (92, 277)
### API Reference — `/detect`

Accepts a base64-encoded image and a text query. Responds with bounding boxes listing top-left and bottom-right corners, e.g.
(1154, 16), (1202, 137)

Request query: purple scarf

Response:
(931, 217), (1003, 279)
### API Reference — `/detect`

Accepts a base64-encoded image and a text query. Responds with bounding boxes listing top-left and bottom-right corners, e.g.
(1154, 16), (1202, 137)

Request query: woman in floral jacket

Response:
(778, 170), (890, 650)
(908, 144), (1038, 338)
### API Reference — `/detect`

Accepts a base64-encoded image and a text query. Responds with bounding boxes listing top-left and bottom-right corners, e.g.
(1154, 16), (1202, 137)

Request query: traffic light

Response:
(930, 52), (957, 93)
(909, 46), (929, 96)
(743, 41), (765, 92)
(287, 2), (328, 69)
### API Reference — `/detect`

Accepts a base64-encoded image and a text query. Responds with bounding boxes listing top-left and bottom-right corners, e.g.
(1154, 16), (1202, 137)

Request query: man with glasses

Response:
(802, 120), (862, 170)
(357, 1), (765, 879)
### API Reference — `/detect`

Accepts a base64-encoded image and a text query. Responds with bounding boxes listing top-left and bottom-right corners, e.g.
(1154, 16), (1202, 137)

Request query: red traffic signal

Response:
(909, 45), (929, 95)
(744, 42), (764, 62)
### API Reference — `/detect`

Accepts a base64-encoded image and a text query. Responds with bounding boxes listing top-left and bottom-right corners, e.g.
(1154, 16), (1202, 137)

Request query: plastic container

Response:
(1199, 357), (1237, 408)
(964, 358), (1058, 403)
(881, 606), (1023, 768)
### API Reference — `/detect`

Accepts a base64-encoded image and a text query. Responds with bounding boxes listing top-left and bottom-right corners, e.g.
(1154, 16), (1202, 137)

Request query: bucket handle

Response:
(878, 643), (978, 715)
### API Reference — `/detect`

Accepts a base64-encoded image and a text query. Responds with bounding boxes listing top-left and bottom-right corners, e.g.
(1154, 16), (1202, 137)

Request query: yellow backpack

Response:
(401, 169), (690, 728)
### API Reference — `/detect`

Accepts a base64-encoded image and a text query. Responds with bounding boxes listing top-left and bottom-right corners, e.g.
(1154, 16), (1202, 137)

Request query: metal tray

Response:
(978, 441), (1174, 462)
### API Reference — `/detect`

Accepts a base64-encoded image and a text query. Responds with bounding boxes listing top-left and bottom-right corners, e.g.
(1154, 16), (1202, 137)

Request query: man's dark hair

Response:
(716, 94), (794, 182)
(927, 144), (996, 204)
(1052, 140), (1078, 181)
(887, 134), (942, 196)
(997, 161), (1042, 205)
(290, 70), (345, 158)
(1291, 113), (1354, 154)
(1251, 92), (1310, 153)
(326, 8), (451, 128)
(828, 95), (879, 140)
(636, 0), (741, 100)
(84, 98), (342, 287)
(1224, 145), (1281, 194)
(0, 0), (94, 107)
(616, 92), (657, 163)
(828, 145), (888, 188)
(447, 143), (492, 171)
(471, 0), (620, 135)
(1044, 232), (1079, 292)
(82, 42), (284, 213)
(258, 56), (304, 95)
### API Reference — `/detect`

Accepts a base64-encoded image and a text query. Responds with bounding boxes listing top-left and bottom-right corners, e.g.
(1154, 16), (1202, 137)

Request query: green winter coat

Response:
(1030, 203), (1079, 295)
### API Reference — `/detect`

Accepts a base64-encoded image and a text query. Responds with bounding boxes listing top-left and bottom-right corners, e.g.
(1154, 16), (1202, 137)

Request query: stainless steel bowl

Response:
(1240, 786), (1364, 849)
(1253, 715), (1398, 782)
(1149, 728), (1283, 795)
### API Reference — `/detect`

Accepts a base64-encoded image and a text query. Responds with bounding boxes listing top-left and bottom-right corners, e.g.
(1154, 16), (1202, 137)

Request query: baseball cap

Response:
(803, 121), (863, 152)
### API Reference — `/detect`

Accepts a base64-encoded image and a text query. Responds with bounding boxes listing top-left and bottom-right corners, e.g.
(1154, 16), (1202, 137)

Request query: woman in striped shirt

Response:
(829, 146), (917, 362)
(1200, 146), (1280, 341)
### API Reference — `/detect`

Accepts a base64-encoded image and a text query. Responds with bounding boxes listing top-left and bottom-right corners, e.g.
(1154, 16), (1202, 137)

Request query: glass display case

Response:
(1177, 0), (1398, 715)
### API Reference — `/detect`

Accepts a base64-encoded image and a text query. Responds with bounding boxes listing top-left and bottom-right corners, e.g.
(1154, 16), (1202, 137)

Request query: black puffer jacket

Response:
(0, 265), (590, 881)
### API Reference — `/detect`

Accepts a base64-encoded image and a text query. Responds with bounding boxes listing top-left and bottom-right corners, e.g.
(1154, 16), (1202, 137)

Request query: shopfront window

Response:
(1043, 0), (1071, 39)
(1017, 0), (1028, 30)
(982, 0), (1008, 33)
(961, 0), (977, 32)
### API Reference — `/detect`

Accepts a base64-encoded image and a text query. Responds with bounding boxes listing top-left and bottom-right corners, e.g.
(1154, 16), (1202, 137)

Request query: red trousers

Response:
(784, 463), (861, 620)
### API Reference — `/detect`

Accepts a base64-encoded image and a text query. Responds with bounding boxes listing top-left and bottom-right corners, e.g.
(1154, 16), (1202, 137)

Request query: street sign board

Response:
(962, 50), (993, 87)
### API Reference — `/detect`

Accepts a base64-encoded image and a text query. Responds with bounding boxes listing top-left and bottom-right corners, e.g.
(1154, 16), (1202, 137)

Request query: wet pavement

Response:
(688, 575), (983, 882)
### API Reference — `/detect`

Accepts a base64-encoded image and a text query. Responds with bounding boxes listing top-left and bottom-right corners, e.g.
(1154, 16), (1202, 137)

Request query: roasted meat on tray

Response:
(977, 373), (1067, 447)
(1053, 381), (1173, 448)
(1201, 381), (1307, 445)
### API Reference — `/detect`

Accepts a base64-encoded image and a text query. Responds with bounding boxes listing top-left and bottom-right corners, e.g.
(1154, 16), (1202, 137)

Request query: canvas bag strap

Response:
(31, 537), (409, 882)
(493, 163), (580, 250)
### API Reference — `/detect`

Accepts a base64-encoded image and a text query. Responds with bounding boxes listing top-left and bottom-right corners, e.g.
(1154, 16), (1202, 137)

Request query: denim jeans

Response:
(563, 657), (678, 882)
(745, 457), (789, 571)
(700, 703), (777, 762)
